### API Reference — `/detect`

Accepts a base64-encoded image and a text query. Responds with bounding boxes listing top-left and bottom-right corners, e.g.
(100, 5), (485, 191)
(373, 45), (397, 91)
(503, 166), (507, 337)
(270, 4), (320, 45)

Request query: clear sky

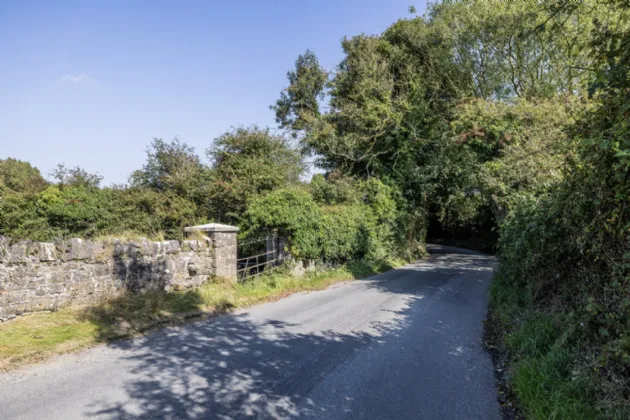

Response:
(1, 0), (425, 185)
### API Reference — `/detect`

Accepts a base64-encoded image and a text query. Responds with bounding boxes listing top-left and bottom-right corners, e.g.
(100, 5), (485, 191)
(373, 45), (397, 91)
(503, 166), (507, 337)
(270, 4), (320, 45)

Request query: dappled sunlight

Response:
(0, 246), (500, 420)
(84, 305), (417, 419)
(81, 247), (496, 419)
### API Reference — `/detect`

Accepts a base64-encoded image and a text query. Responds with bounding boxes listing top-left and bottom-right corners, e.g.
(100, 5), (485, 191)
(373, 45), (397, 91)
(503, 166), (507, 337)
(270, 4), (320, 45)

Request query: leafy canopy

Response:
(207, 126), (304, 223)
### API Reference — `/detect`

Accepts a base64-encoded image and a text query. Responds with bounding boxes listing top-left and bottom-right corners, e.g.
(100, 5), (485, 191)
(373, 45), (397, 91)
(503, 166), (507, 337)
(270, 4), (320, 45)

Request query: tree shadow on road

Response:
(84, 309), (414, 419)
(84, 246), (497, 419)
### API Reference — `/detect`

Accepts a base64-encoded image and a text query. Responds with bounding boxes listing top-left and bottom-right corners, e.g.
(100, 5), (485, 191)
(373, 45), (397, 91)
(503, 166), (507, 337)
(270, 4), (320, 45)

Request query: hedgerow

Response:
(244, 178), (407, 263)
(491, 7), (630, 416)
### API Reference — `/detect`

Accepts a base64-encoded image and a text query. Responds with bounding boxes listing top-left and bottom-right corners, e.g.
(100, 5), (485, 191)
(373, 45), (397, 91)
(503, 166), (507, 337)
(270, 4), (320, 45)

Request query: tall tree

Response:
(271, 50), (328, 136)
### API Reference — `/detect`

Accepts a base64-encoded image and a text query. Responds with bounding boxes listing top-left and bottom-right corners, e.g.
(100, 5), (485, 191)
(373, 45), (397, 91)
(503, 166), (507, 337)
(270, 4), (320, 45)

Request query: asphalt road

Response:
(0, 245), (501, 420)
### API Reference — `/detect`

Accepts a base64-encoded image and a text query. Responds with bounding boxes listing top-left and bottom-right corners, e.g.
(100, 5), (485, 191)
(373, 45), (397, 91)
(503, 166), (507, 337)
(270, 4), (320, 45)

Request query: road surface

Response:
(0, 245), (501, 419)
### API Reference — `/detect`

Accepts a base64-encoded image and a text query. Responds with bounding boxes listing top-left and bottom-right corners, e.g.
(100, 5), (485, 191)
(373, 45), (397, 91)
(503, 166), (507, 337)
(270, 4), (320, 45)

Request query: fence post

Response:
(266, 231), (278, 262)
(184, 223), (239, 282)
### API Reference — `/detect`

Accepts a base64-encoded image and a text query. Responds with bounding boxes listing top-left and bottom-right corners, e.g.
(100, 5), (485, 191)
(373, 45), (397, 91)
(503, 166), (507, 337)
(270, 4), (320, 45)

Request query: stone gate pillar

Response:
(184, 223), (239, 282)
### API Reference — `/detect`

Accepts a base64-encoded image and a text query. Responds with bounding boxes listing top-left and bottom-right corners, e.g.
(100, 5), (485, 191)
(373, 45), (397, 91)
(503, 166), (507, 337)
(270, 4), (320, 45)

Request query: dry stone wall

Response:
(0, 237), (216, 321)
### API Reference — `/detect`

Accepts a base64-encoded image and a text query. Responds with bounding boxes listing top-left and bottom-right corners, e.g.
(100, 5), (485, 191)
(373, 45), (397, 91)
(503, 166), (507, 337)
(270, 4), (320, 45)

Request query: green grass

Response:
(511, 349), (594, 419)
(490, 271), (601, 419)
(0, 259), (402, 370)
(504, 313), (595, 419)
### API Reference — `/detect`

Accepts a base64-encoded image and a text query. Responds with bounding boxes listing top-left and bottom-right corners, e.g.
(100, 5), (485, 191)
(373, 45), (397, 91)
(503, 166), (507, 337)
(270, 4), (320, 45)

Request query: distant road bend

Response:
(0, 245), (501, 420)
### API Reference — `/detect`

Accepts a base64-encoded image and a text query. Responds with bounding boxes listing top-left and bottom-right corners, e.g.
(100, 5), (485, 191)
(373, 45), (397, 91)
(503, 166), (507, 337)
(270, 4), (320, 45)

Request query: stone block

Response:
(92, 241), (110, 261)
(71, 269), (90, 285)
(33, 298), (56, 311)
(8, 242), (30, 263)
(112, 239), (126, 256)
(305, 260), (317, 272)
(291, 260), (306, 277)
(187, 263), (198, 277)
(127, 241), (142, 255)
(68, 238), (89, 260)
(182, 240), (201, 252)
(39, 243), (57, 262)
(138, 240), (153, 256)
(150, 242), (163, 257)
(26, 278), (43, 290)
(162, 240), (180, 254)
(92, 263), (111, 277)
(48, 283), (66, 295)
(164, 259), (177, 275)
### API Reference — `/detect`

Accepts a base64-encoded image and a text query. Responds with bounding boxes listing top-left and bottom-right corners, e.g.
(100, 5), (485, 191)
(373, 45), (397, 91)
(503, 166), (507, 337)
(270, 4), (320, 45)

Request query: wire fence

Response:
(236, 234), (281, 281)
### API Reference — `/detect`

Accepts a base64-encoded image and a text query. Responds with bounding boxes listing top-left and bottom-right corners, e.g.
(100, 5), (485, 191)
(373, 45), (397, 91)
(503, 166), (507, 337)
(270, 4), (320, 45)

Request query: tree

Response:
(130, 138), (210, 200)
(278, 15), (469, 178)
(273, 0), (617, 249)
(429, 1), (615, 99)
(271, 50), (328, 136)
(207, 126), (304, 223)
(50, 163), (103, 189)
(0, 158), (48, 193)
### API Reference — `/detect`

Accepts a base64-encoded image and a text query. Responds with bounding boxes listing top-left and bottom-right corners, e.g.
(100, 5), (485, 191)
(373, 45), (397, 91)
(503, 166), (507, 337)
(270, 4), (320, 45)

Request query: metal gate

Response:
(236, 233), (281, 281)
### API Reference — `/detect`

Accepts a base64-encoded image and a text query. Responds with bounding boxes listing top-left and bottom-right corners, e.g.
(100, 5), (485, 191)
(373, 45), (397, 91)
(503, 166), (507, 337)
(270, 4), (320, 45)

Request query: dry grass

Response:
(0, 259), (402, 371)
(94, 231), (166, 243)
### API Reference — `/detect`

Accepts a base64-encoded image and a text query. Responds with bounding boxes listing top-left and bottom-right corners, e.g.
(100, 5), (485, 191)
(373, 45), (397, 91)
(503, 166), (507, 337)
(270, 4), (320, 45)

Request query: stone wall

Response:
(0, 236), (217, 321)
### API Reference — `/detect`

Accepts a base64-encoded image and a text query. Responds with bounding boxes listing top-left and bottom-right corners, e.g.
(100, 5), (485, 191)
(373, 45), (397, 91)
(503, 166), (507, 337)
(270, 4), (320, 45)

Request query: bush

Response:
(207, 126), (304, 223)
(320, 204), (371, 262)
(243, 186), (324, 259)
(244, 178), (406, 263)
(0, 185), (202, 242)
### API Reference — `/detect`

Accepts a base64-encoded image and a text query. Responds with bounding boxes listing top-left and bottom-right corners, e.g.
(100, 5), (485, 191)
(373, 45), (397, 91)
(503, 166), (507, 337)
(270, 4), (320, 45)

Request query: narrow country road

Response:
(0, 246), (501, 420)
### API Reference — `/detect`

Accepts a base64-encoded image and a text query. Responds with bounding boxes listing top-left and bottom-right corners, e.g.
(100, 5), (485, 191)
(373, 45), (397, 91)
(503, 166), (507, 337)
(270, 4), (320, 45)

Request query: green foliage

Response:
(272, 1), (616, 253)
(130, 138), (210, 200)
(208, 126), (304, 223)
(429, 1), (609, 99)
(36, 185), (114, 238)
(1, 191), (52, 241)
(1, 128), (306, 241)
(0, 183), (200, 242)
(319, 205), (369, 261)
(492, 4), (630, 416)
(112, 187), (199, 240)
(502, 314), (595, 420)
(244, 186), (324, 259)
(271, 50), (328, 135)
(442, 97), (574, 228)
(0, 158), (48, 193)
(309, 172), (362, 205)
(245, 177), (405, 262)
(50, 163), (103, 189)
(512, 348), (595, 420)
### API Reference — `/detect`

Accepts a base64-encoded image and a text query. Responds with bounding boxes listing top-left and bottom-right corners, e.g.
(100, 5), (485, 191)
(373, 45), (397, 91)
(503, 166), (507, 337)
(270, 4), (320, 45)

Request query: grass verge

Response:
(487, 271), (612, 419)
(0, 259), (403, 371)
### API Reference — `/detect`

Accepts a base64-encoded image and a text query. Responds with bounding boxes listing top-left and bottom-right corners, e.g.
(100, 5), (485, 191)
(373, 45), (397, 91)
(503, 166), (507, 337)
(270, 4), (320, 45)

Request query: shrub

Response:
(207, 126), (304, 223)
(244, 178), (404, 263)
(244, 187), (324, 259)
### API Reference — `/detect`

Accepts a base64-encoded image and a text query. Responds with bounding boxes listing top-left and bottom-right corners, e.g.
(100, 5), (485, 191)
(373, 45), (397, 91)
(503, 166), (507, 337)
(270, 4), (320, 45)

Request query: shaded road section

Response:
(0, 245), (501, 419)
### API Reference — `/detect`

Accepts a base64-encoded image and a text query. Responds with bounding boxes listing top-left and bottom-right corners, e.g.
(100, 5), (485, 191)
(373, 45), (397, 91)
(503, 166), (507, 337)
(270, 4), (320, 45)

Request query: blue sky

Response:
(0, 0), (425, 185)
